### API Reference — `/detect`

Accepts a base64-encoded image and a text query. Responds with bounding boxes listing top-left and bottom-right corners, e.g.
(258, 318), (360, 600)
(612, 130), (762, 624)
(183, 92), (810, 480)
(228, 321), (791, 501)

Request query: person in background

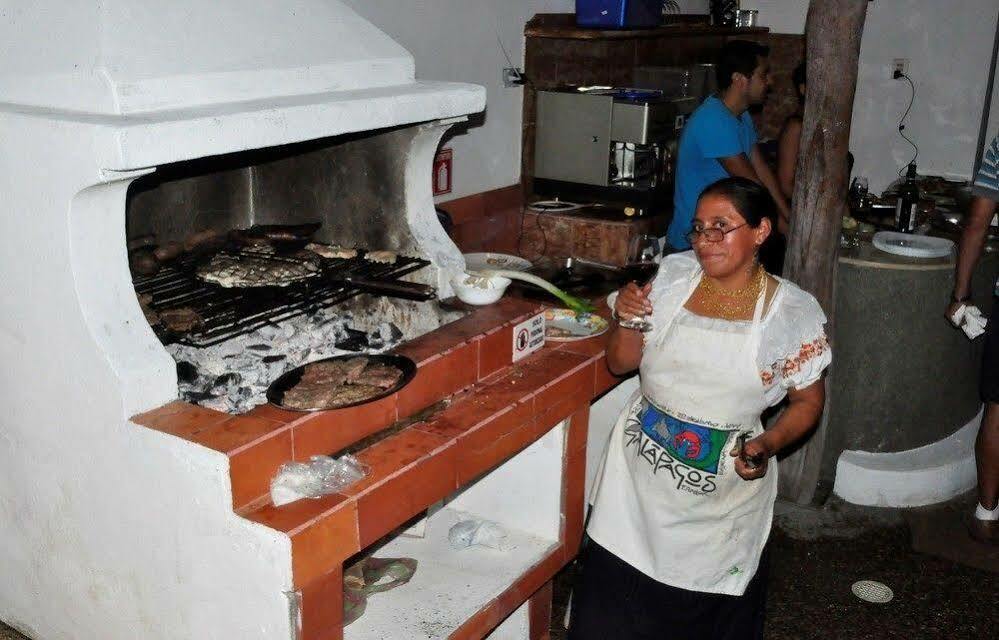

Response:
(776, 62), (806, 201)
(667, 40), (791, 254)
(946, 131), (999, 545)
(570, 178), (830, 639)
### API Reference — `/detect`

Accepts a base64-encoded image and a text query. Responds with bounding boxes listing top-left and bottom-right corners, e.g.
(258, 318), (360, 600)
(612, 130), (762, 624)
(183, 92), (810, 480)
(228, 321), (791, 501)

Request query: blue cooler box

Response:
(575, 0), (662, 29)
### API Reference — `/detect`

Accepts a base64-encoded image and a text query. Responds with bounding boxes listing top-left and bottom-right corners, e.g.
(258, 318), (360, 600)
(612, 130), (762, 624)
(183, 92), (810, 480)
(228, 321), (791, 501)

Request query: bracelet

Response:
(951, 293), (972, 304)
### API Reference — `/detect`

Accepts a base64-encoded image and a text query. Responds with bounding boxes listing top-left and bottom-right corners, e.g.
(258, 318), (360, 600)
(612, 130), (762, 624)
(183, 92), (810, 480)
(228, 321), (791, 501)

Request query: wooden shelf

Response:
(525, 13), (768, 40)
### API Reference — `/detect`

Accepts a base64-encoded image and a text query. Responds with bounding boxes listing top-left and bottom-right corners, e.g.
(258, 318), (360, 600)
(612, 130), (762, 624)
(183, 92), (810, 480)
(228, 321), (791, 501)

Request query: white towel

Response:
(949, 304), (988, 340)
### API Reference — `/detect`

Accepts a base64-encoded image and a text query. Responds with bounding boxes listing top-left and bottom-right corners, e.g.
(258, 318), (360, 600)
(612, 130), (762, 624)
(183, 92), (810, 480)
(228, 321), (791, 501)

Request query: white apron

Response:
(587, 272), (778, 596)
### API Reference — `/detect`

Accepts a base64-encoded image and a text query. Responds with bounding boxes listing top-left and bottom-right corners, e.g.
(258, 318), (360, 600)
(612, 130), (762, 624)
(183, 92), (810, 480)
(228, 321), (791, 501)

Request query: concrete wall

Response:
(747, 0), (999, 193)
(746, 0), (808, 35)
(345, 1), (999, 197)
(852, 1), (999, 192)
(341, 0), (575, 201)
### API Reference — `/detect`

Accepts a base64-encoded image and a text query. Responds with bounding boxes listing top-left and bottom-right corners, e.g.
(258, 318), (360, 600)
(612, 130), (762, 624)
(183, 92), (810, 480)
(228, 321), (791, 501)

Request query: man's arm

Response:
(947, 195), (997, 319)
(750, 146), (792, 235)
(777, 118), (803, 200)
(717, 150), (791, 235)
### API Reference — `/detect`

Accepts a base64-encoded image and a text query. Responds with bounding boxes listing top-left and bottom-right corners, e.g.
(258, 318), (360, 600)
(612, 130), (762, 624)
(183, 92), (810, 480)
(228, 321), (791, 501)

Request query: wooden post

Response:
(778, 0), (868, 504)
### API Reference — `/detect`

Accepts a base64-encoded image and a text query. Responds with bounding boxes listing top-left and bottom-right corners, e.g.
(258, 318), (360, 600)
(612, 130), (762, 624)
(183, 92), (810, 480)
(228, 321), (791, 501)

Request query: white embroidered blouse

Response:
(642, 251), (831, 406)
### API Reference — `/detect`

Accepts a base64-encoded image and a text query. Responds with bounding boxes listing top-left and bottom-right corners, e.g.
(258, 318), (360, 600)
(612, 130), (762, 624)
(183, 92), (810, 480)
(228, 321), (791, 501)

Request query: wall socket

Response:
(891, 58), (909, 78)
(503, 67), (525, 88)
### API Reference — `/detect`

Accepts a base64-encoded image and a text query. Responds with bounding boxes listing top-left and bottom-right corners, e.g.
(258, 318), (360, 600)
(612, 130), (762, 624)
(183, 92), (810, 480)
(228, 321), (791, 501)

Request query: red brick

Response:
(298, 567), (343, 640)
(347, 429), (458, 547)
(529, 580), (554, 640)
(192, 415), (287, 455)
(396, 341), (477, 417)
(291, 393), (398, 460)
(132, 400), (228, 441)
(478, 324), (513, 380)
(291, 503), (360, 587)
(228, 429), (293, 509)
(454, 401), (539, 485)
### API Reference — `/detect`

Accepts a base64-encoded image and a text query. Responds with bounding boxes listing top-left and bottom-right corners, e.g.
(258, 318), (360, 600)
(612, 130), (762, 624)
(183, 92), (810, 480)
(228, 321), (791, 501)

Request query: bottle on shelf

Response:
(894, 163), (919, 233)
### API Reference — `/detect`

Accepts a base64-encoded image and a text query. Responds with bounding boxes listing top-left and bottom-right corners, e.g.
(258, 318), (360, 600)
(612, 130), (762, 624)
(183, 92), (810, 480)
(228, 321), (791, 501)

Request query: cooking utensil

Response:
(343, 276), (436, 301)
(736, 432), (765, 470)
(266, 354), (417, 412)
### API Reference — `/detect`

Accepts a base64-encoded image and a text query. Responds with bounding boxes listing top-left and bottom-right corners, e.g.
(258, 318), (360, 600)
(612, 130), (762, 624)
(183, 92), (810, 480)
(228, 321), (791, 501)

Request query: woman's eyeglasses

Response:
(685, 222), (749, 244)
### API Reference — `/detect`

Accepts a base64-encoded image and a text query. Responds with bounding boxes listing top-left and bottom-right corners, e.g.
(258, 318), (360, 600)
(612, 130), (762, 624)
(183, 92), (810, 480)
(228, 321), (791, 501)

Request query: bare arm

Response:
(751, 146), (792, 235)
(732, 378), (826, 480)
(948, 196), (996, 316)
(606, 282), (652, 375)
(776, 118), (802, 201)
(718, 152), (791, 235)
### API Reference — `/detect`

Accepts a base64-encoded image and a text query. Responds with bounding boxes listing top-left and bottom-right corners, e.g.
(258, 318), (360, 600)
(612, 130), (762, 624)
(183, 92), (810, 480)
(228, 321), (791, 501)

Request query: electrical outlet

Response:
(891, 58), (909, 79)
(503, 67), (524, 88)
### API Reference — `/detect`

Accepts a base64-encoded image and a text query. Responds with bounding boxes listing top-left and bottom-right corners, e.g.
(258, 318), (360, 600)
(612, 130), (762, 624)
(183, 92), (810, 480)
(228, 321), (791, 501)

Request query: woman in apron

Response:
(569, 177), (831, 640)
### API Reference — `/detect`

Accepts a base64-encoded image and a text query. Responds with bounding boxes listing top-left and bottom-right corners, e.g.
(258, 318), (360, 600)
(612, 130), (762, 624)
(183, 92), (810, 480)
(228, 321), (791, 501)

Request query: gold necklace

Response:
(696, 266), (767, 321)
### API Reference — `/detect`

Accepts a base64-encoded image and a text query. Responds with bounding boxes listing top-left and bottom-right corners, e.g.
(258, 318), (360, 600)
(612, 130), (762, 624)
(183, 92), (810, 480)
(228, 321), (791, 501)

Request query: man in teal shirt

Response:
(668, 40), (791, 251)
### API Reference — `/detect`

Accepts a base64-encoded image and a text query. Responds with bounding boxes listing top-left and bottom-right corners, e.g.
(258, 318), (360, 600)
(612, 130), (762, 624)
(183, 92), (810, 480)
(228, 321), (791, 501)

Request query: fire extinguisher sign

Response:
(433, 148), (453, 196)
(512, 313), (546, 363)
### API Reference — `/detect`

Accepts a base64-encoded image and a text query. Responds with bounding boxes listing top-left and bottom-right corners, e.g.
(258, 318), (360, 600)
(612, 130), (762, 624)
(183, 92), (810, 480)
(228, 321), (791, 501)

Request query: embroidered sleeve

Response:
(778, 333), (831, 390)
(759, 285), (832, 395)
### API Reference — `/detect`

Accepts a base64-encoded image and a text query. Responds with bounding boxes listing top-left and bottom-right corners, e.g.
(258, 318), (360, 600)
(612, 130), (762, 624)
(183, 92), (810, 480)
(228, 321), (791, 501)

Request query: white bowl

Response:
(451, 273), (511, 305)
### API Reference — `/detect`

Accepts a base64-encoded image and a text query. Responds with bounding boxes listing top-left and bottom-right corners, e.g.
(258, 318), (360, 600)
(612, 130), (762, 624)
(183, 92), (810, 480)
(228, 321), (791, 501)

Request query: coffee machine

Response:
(533, 87), (696, 214)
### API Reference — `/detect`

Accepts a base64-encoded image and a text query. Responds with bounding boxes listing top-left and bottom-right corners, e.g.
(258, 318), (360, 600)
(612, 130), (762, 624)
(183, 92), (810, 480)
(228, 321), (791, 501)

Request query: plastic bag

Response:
(447, 517), (508, 551)
(270, 455), (366, 506)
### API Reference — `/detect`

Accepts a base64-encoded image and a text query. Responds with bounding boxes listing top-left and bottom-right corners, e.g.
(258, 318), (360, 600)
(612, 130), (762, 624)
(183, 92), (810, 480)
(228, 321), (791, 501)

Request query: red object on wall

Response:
(433, 148), (453, 196)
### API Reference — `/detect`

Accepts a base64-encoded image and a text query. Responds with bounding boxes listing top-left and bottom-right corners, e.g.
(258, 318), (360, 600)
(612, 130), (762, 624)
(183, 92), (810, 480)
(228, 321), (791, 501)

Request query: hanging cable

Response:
(895, 72), (919, 176)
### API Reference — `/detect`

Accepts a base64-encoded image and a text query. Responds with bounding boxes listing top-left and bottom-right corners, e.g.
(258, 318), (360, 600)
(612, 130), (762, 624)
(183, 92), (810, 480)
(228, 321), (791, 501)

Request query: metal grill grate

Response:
(133, 249), (430, 347)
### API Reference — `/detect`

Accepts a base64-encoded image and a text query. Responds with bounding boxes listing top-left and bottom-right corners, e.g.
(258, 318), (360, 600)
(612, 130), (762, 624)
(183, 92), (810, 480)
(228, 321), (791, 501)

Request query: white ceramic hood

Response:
(0, 0), (484, 169)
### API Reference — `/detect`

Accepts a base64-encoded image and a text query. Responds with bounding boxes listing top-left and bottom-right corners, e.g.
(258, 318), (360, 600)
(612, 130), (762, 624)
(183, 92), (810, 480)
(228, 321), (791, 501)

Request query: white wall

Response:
(851, 1), (999, 191)
(744, 1), (998, 192)
(341, 0), (574, 200)
(745, 0), (808, 34)
(344, 1), (998, 197)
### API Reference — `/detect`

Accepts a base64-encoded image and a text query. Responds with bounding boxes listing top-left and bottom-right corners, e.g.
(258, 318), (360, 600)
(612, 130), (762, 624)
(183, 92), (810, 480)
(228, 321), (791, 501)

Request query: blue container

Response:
(575, 0), (662, 29)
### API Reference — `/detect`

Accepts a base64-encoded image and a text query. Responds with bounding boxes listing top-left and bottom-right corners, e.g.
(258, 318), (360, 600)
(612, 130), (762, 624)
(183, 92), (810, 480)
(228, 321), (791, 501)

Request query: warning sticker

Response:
(512, 313), (545, 362)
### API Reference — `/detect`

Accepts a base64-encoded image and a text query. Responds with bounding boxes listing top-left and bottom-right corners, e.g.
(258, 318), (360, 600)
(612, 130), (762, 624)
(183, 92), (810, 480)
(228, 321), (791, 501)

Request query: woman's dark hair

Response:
(792, 62), (806, 102)
(698, 177), (775, 228)
(717, 40), (770, 90)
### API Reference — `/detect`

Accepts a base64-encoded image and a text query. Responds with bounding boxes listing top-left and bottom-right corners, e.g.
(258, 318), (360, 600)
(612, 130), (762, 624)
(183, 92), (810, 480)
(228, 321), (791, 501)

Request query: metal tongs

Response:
(737, 432), (766, 470)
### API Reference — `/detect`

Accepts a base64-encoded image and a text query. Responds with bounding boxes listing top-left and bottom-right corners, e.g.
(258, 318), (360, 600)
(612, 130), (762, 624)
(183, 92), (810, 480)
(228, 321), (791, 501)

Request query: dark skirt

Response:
(567, 540), (769, 640)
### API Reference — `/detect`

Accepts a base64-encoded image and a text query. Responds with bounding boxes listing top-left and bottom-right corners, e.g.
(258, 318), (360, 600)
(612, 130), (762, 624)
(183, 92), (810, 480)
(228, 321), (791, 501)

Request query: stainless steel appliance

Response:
(533, 87), (696, 213)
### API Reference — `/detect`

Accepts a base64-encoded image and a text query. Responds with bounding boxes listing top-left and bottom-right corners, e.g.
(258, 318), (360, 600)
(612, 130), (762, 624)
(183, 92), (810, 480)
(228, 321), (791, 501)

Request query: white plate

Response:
(872, 231), (954, 259)
(463, 252), (533, 273)
(544, 308), (609, 342)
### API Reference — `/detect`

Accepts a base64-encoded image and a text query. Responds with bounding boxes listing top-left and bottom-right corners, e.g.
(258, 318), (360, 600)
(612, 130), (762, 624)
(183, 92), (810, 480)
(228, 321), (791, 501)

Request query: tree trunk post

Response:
(778, 0), (869, 504)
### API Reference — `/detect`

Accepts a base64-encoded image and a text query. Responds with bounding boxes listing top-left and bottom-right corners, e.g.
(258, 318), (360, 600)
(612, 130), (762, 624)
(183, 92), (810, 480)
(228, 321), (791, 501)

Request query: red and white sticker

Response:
(433, 148), (453, 196)
(512, 313), (545, 362)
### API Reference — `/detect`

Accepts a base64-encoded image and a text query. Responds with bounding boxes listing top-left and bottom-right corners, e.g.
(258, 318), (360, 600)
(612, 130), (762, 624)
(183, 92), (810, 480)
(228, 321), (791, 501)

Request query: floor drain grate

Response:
(851, 580), (894, 603)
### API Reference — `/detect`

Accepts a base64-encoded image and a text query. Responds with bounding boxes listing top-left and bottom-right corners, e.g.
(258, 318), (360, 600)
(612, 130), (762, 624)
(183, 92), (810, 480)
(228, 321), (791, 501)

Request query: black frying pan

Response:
(265, 354), (417, 412)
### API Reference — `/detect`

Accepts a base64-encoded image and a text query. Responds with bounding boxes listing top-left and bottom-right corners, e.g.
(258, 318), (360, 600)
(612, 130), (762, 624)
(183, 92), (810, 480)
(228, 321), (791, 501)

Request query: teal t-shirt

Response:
(668, 96), (758, 250)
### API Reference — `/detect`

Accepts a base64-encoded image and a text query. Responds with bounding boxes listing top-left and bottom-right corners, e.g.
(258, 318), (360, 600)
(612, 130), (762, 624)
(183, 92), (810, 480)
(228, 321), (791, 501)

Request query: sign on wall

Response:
(433, 148), (453, 196)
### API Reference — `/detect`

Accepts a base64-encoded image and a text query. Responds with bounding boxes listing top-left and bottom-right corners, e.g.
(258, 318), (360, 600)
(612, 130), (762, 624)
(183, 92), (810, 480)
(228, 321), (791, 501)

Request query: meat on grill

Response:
(160, 307), (203, 333)
(280, 357), (400, 411)
(350, 363), (404, 389)
(342, 357), (370, 382)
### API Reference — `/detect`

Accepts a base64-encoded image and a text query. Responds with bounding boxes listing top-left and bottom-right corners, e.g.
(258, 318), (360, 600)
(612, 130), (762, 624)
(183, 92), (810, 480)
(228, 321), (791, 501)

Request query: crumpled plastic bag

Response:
(269, 455), (366, 506)
(447, 517), (508, 551)
(949, 304), (988, 340)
